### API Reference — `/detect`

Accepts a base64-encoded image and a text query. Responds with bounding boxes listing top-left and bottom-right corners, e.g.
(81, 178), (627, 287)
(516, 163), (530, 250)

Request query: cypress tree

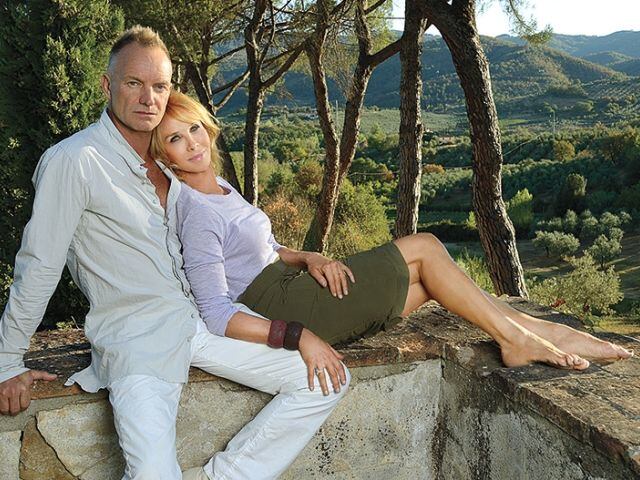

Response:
(0, 0), (124, 326)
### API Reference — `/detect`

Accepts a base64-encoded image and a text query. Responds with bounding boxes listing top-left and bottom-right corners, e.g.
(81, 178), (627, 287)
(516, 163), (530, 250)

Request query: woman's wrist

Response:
(267, 320), (305, 350)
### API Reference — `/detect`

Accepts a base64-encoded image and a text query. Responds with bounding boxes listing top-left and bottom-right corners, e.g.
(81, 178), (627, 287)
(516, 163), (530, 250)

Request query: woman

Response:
(151, 91), (632, 395)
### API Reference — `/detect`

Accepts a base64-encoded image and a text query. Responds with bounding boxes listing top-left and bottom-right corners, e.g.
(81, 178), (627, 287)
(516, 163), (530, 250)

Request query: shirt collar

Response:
(96, 109), (183, 211)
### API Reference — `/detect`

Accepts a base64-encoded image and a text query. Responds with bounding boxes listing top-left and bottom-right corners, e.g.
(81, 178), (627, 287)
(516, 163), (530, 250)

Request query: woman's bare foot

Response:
(513, 318), (632, 361)
(500, 329), (590, 370)
(484, 293), (633, 361)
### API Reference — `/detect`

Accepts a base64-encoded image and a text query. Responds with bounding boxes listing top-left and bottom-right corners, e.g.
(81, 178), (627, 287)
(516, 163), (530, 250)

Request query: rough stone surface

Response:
(0, 430), (21, 480)
(176, 379), (272, 469)
(436, 360), (637, 480)
(36, 401), (123, 479)
(281, 362), (441, 479)
(19, 418), (75, 480)
(175, 361), (441, 478)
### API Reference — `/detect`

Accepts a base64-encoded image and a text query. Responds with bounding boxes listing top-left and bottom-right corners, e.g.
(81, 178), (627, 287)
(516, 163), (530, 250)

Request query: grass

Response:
(518, 232), (640, 302)
(333, 108), (463, 135)
(442, 231), (640, 336)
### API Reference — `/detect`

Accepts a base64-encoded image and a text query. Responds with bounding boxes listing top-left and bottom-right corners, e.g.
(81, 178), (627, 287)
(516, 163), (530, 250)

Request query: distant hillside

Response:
(216, 32), (638, 123)
(364, 35), (626, 111)
(497, 31), (640, 68)
(612, 59), (640, 76)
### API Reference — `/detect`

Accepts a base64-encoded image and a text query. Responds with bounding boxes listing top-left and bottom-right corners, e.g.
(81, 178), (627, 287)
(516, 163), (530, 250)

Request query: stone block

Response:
(36, 401), (123, 479)
(176, 379), (271, 469)
(20, 418), (75, 480)
(282, 361), (441, 479)
(0, 430), (21, 480)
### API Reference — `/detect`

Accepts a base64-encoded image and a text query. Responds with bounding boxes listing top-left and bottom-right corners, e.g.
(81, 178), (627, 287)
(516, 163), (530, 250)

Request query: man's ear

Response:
(100, 74), (111, 100)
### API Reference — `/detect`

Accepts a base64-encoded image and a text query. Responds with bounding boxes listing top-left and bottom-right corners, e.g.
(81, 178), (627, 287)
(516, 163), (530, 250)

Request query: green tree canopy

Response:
(0, 0), (124, 326)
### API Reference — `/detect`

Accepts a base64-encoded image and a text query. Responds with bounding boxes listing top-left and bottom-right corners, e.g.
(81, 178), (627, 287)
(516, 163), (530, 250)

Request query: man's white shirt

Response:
(0, 110), (201, 391)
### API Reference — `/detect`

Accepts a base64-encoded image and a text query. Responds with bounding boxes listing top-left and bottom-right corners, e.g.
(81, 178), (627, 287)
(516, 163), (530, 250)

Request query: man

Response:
(0, 26), (348, 479)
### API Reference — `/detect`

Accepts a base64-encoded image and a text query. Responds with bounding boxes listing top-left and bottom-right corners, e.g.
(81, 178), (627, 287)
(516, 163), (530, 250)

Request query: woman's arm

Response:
(225, 310), (347, 395)
(276, 247), (355, 299)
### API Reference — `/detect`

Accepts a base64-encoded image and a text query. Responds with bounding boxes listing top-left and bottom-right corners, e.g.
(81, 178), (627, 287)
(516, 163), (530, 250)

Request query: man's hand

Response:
(305, 253), (355, 299)
(298, 329), (347, 396)
(0, 370), (57, 416)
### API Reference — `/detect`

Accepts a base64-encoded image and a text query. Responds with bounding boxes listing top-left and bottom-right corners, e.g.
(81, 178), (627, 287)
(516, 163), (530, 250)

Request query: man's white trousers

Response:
(108, 318), (350, 480)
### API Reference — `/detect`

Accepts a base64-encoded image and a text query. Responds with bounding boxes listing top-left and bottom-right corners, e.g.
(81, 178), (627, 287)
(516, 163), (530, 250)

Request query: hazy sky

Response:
(391, 0), (640, 36)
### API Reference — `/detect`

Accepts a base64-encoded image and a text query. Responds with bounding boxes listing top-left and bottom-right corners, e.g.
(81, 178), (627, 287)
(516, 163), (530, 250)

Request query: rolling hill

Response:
(215, 31), (639, 123)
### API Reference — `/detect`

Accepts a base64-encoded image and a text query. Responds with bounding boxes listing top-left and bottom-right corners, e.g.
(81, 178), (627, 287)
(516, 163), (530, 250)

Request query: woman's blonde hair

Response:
(151, 91), (221, 176)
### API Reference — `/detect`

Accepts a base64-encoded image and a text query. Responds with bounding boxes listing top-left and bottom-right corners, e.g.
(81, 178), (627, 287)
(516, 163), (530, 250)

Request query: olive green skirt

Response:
(237, 242), (410, 345)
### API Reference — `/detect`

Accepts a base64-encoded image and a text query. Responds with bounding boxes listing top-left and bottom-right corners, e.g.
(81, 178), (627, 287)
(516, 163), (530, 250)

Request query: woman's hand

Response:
(298, 328), (347, 395)
(304, 253), (355, 299)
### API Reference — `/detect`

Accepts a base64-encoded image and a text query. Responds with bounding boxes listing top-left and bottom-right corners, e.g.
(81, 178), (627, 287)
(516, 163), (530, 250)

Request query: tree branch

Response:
(210, 69), (250, 96)
(367, 37), (402, 68)
(208, 44), (246, 67)
(263, 44), (304, 88)
(364, 0), (388, 15)
(213, 70), (250, 112)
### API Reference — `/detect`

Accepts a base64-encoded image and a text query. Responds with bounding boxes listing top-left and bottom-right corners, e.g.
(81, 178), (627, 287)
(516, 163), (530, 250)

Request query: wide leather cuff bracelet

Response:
(267, 319), (287, 348)
(283, 321), (304, 351)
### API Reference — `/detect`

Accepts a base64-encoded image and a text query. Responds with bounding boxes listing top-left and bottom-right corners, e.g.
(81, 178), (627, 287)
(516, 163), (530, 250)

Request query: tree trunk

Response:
(394, 0), (428, 238)
(243, 84), (265, 205)
(304, 0), (401, 251)
(424, 0), (528, 297)
(425, 0), (528, 297)
(215, 134), (242, 192)
(242, 0), (269, 205)
(302, 32), (341, 253)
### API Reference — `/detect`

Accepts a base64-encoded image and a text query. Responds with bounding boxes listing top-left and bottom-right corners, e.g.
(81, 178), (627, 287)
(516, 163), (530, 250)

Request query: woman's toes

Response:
(573, 355), (589, 369)
(613, 344), (633, 358)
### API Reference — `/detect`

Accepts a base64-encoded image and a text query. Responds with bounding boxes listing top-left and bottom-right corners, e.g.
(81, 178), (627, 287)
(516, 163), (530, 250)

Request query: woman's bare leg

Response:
(394, 233), (590, 370)
(482, 292), (632, 359)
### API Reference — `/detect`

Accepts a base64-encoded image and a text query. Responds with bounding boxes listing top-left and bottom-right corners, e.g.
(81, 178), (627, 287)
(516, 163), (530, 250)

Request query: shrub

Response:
(529, 254), (623, 323)
(586, 234), (622, 268)
(599, 211), (622, 234)
(506, 188), (534, 235)
(578, 212), (600, 240)
(536, 216), (564, 233)
(619, 210), (633, 226)
(465, 210), (476, 229)
(327, 181), (391, 258)
(294, 160), (323, 197)
(262, 192), (313, 250)
(423, 163), (445, 174)
(532, 230), (580, 258)
(600, 126), (640, 167)
(553, 140), (575, 162)
(555, 173), (586, 215)
(454, 249), (494, 294)
(562, 210), (579, 235)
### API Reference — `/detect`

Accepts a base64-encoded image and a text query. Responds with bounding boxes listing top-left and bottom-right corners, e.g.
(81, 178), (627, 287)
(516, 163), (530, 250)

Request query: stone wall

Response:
(1, 300), (638, 479)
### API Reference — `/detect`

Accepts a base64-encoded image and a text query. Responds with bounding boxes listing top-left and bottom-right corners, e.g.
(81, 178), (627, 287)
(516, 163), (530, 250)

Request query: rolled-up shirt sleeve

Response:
(0, 145), (91, 383)
(179, 204), (239, 336)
